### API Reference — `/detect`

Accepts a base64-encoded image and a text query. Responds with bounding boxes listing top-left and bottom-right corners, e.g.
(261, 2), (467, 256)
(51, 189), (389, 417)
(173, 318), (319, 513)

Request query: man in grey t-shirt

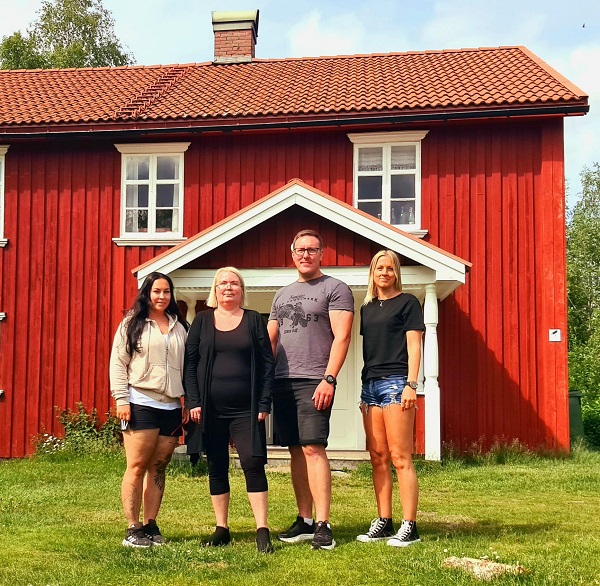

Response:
(268, 229), (354, 550)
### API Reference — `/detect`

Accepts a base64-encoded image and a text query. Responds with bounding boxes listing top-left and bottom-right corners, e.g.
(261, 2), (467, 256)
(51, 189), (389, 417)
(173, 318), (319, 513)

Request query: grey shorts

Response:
(273, 379), (332, 448)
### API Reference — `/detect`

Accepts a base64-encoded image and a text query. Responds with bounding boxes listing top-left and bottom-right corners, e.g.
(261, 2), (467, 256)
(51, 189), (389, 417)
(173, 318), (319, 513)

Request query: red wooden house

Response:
(0, 11), (588, 458)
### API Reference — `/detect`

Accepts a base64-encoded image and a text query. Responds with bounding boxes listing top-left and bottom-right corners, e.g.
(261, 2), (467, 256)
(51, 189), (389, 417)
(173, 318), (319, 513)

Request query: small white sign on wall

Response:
(549, 329), (562, 342)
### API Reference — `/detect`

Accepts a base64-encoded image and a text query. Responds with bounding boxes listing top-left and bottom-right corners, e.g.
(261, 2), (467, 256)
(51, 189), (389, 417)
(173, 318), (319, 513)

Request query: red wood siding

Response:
(425, 119), (569, 451)
(0, 121), (569, 456)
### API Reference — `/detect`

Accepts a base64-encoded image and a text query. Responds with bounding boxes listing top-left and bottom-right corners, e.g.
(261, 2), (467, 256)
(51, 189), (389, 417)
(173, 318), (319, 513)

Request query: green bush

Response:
(582, 399), (600, 448)
(52, 402), (122, 455)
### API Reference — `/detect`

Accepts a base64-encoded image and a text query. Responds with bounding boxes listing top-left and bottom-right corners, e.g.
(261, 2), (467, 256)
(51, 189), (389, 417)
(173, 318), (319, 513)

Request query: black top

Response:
(360, 293), (425, 382)
(210, 315), (252, 417)
(183, 309), (274, 461)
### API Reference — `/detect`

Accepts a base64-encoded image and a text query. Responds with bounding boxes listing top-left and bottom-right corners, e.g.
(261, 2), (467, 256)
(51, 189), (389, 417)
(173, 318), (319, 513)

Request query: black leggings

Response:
(205, 414), (268, 495)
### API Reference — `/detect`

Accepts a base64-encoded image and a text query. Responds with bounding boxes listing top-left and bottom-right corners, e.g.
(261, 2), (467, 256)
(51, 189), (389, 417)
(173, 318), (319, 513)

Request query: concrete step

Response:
(174, 445), (370, 471)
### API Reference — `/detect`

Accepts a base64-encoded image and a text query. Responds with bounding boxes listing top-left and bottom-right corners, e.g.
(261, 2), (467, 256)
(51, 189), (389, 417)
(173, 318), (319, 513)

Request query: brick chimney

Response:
(212, 10), (259, 64)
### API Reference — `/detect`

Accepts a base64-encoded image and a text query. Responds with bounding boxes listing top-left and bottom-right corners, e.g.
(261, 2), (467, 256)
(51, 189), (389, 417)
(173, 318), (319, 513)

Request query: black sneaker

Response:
(122, 524), (153, 548)
(387, 520), (421, 547)
(311, 521), (336, 550)
(356, 517), (395, 542)
(143, 519), (165, 545)
(203, 525), (231, 547)
(256, 527), (273, 553)
(277, 515), (315, 543)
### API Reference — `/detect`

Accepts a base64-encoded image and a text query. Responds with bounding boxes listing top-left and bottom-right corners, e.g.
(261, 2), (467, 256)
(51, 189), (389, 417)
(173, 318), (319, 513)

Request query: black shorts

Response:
(129, 403), (182, 437)
(273, 379), (332, 447)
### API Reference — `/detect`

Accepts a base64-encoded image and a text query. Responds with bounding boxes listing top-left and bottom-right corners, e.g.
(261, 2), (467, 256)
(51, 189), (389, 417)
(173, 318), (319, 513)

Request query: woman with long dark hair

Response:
(356, 250), (424, 547)
(110, 272), (189, 548)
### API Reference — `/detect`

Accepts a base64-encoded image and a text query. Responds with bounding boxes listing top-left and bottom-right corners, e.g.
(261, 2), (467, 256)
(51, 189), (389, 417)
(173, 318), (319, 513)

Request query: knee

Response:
(126, 459), (149, 477)
(369, 449), (391, 469)
(390, 451), (413, 472)
(302, 444), (325, 460)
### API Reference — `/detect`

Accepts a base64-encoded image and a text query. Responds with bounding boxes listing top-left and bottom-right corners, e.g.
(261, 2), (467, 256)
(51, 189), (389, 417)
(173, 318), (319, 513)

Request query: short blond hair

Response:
(206, 266), (247, 308)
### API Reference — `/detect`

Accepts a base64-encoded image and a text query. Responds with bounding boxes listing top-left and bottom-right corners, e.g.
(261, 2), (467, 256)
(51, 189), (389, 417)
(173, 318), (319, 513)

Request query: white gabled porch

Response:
(132, 179), (470, 461)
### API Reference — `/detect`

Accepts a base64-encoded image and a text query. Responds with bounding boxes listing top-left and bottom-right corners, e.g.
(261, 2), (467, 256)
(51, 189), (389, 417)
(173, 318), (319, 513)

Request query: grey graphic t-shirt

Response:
(269, 275), (354, 379)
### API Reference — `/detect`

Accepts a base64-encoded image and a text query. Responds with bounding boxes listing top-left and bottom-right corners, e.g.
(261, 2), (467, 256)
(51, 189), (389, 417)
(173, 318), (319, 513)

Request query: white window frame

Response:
(0, 146), (8, 247)
(113, 143), (190, 246)
(348, 131), (428, 236)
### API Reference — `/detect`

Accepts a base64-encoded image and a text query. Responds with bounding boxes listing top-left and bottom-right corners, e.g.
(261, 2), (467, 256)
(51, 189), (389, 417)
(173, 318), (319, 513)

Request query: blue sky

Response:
(1, 0), (598, 204)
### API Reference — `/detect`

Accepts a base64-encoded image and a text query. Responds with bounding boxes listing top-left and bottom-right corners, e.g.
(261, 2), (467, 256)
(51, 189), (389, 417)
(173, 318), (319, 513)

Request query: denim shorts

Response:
(360, 375), (407, 407)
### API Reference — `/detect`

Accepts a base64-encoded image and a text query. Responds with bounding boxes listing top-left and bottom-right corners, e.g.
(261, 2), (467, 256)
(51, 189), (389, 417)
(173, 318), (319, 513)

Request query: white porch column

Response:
(423, 283), (441, 461)
(177, 292), (198, 324)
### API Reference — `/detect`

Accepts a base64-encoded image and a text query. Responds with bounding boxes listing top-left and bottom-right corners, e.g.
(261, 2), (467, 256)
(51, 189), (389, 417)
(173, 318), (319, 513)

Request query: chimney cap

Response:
(211, 10), (259, 39)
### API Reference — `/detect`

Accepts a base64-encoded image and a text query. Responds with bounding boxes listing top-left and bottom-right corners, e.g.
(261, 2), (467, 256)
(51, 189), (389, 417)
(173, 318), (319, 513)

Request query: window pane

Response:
(126, 157), (150, 181)
(157, 156), (179, 180)
(156, 209), (174, 232)
(125, 209), (148, 232)
(358, 147), (382, 172)
(156, 184), (178, 207)
(357, 201), (382, 220)
(391, 146), (416, 170)
(358, 176), (382, 200)
(126, 184), (149, 208)
(391, 201), (416, 224)
(391, 175), (415, 199)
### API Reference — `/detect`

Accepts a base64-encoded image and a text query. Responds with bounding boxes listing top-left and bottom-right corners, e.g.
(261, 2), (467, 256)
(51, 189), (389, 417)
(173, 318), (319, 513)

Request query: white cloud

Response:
(287, 9), (364, 58)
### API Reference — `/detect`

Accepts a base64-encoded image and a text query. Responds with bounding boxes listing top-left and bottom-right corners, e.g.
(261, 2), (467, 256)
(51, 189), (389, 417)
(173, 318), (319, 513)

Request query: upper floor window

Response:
(114, 143), (190, 246)
(0, 146), (8, 247)
(348, 131), (428, 233)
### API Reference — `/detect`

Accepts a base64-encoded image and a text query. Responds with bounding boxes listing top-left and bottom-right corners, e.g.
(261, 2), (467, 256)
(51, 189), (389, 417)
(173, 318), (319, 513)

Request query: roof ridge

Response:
(114, 66), (190, 120)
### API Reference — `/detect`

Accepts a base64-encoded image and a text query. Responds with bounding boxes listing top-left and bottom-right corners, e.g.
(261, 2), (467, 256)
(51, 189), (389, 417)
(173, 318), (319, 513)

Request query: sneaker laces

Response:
(366, 518), (388, 537)
(396, 520), (414, 540)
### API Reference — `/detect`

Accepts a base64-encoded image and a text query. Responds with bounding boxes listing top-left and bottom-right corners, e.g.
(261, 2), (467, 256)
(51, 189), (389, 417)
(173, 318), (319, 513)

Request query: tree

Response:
(0, 0), (134, 70)
(567, 163), (600, 446)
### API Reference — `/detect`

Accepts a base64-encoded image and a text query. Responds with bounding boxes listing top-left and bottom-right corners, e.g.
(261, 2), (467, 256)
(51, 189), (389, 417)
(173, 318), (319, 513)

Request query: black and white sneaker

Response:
(122, 524), (153, 548)
(277, 515), (315, 543)
(143, 519), (165, 545)
(387, 520), (420, 547)
(356, 517), (395, 542)
(311, 521), (336, 550)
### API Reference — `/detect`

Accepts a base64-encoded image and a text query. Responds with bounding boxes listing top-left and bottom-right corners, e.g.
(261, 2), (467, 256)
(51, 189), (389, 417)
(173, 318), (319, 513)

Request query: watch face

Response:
(325, 375), (336, 385)
(408, 381), (418, 389)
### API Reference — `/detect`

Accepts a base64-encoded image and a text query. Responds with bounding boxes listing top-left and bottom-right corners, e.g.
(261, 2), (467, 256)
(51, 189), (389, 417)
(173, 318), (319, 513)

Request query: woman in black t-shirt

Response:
(184, 267), (274, 553)
(356, 250), (424, 548)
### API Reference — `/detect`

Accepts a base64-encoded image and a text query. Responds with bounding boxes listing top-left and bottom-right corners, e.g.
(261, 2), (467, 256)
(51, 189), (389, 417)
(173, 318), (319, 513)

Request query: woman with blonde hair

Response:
(184, 267), (274, 552)
(356, 250), (424, 547)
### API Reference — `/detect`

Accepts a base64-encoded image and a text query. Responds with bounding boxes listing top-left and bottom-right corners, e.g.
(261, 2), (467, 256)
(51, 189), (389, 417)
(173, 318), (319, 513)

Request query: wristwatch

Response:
(407, 381), (419, 390)
(323, 374), (337, 386)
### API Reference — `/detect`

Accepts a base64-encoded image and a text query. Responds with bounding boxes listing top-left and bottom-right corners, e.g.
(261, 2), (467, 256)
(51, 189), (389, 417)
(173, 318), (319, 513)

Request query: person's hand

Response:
(116, 405), (131, 421)
(401, 387), (417, 411)
(190, 407), (202, 423)
(182, 406), (190, 425)
(312, 380), (335, 410)
(258, 412), (269, 422)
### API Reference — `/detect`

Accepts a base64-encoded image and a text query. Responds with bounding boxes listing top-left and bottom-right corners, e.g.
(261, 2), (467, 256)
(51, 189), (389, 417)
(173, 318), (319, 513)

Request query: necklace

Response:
(379, 299), (385, 307)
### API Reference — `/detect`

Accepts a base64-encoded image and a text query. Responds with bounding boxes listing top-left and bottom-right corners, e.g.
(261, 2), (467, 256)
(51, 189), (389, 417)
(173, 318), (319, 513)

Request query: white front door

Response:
(246, 289), (365, 451)
(327, 308), (364, 450)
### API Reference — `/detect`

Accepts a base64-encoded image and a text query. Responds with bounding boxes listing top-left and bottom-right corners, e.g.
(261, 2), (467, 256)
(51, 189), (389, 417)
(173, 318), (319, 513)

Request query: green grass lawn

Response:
(1, 447), (599, 586)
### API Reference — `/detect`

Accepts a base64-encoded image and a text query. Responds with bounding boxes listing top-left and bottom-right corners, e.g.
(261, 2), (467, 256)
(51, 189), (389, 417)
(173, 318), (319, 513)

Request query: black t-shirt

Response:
(209, 314), (252, 417)
(360, 293), (425, 382)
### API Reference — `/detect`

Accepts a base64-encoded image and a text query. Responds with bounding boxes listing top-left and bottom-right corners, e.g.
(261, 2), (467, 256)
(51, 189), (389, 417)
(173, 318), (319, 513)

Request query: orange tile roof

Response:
(0, 46), (588, 131)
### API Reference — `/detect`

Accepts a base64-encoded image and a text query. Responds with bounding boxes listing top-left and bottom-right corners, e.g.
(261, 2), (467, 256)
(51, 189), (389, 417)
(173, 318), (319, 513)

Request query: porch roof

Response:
(132, 179), (471, 300)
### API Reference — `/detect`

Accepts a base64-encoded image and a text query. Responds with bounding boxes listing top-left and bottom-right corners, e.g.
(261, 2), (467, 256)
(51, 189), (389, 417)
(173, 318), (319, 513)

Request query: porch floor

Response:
(174, 445), (370, 471)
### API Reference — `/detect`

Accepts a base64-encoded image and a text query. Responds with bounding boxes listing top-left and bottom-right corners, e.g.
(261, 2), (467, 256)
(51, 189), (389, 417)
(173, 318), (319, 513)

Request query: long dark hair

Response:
(125, 272), (189, 357)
